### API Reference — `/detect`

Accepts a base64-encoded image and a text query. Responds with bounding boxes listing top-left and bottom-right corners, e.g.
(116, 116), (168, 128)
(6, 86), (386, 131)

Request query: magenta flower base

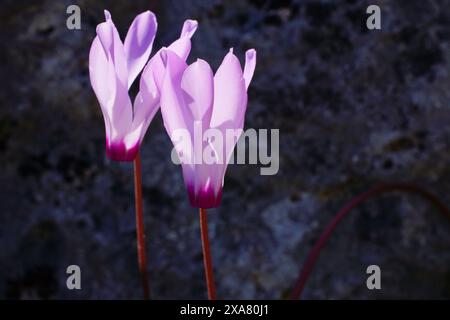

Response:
(188, 185), (222, 209)
(106, 141), (139, 162)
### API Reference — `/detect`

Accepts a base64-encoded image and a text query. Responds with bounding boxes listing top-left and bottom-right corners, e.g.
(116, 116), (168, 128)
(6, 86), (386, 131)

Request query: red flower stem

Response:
(133, 151), (150, 299)
(199, 208), (217, 300)
(291, 182), (450, 300)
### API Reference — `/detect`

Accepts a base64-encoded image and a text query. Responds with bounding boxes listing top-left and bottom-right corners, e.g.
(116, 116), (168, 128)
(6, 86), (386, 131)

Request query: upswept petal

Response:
(89, 33), (131, 141)
(243, 49), (256, 91)
(167, 19), (198, 61)
(89, 37), (112, 114)
(89, 38), (114, 143)
(93, 10), (132, 137)
(142, 19), (198, 93)
(181, 59), (214, 124)
(160, 50), (193, 157)
(96, 10), (128, 89)
(124, 10), (157, 88)
(209, 49), (256, 200)
(180, 19), (198, 38)
(209, 49), (246, 130)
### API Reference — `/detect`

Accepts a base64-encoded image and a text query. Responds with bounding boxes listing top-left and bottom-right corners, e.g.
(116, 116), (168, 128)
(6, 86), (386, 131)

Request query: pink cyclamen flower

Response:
(159, 48), (256, 208)
(89, 10), (198, 161)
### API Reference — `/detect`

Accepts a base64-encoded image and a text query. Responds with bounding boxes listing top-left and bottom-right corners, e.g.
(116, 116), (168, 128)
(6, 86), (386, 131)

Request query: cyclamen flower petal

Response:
(124, 10), (157, 88)
(141, 19), (198, 93)
(167, 19), (199, 61)
(181, 59), (214, 124)
(243, 49), (256, 90)
(132, 19), (198, 160)
(89, 10), (198, 161)
(96, 10), (128, 88)
(210, 49), (247, 130)
(160, 48), (256, 208)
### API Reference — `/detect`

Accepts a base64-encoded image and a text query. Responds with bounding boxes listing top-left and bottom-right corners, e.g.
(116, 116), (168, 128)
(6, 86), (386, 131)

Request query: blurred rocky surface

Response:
(0, 0), (450, 299)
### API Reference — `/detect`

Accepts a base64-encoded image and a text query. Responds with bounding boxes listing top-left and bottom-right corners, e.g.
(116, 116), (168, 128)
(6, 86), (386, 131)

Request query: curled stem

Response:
(291, 182), (450, 300)
(199, 208), (217, 300)
(133, 151), (150, 299)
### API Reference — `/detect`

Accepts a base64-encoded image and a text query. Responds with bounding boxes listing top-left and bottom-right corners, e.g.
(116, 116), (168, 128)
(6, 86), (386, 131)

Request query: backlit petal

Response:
(243, 49), (256, 91)
(210, 49), (246, 130)
(124, 11), (157, 88)
(181, 59), (214, 123)
(96, 10), (128, 88)
(167, 19), (198, 61)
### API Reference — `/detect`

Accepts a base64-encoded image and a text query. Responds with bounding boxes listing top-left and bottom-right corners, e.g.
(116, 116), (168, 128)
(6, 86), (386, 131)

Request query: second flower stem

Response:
(133, 151), (150, 299)
(199, 208), (217, 300)
(290, 182), (450, 299)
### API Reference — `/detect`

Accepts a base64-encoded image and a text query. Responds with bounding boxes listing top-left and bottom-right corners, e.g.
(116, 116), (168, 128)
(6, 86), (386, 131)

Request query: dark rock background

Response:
(0, 0), (450, 299)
